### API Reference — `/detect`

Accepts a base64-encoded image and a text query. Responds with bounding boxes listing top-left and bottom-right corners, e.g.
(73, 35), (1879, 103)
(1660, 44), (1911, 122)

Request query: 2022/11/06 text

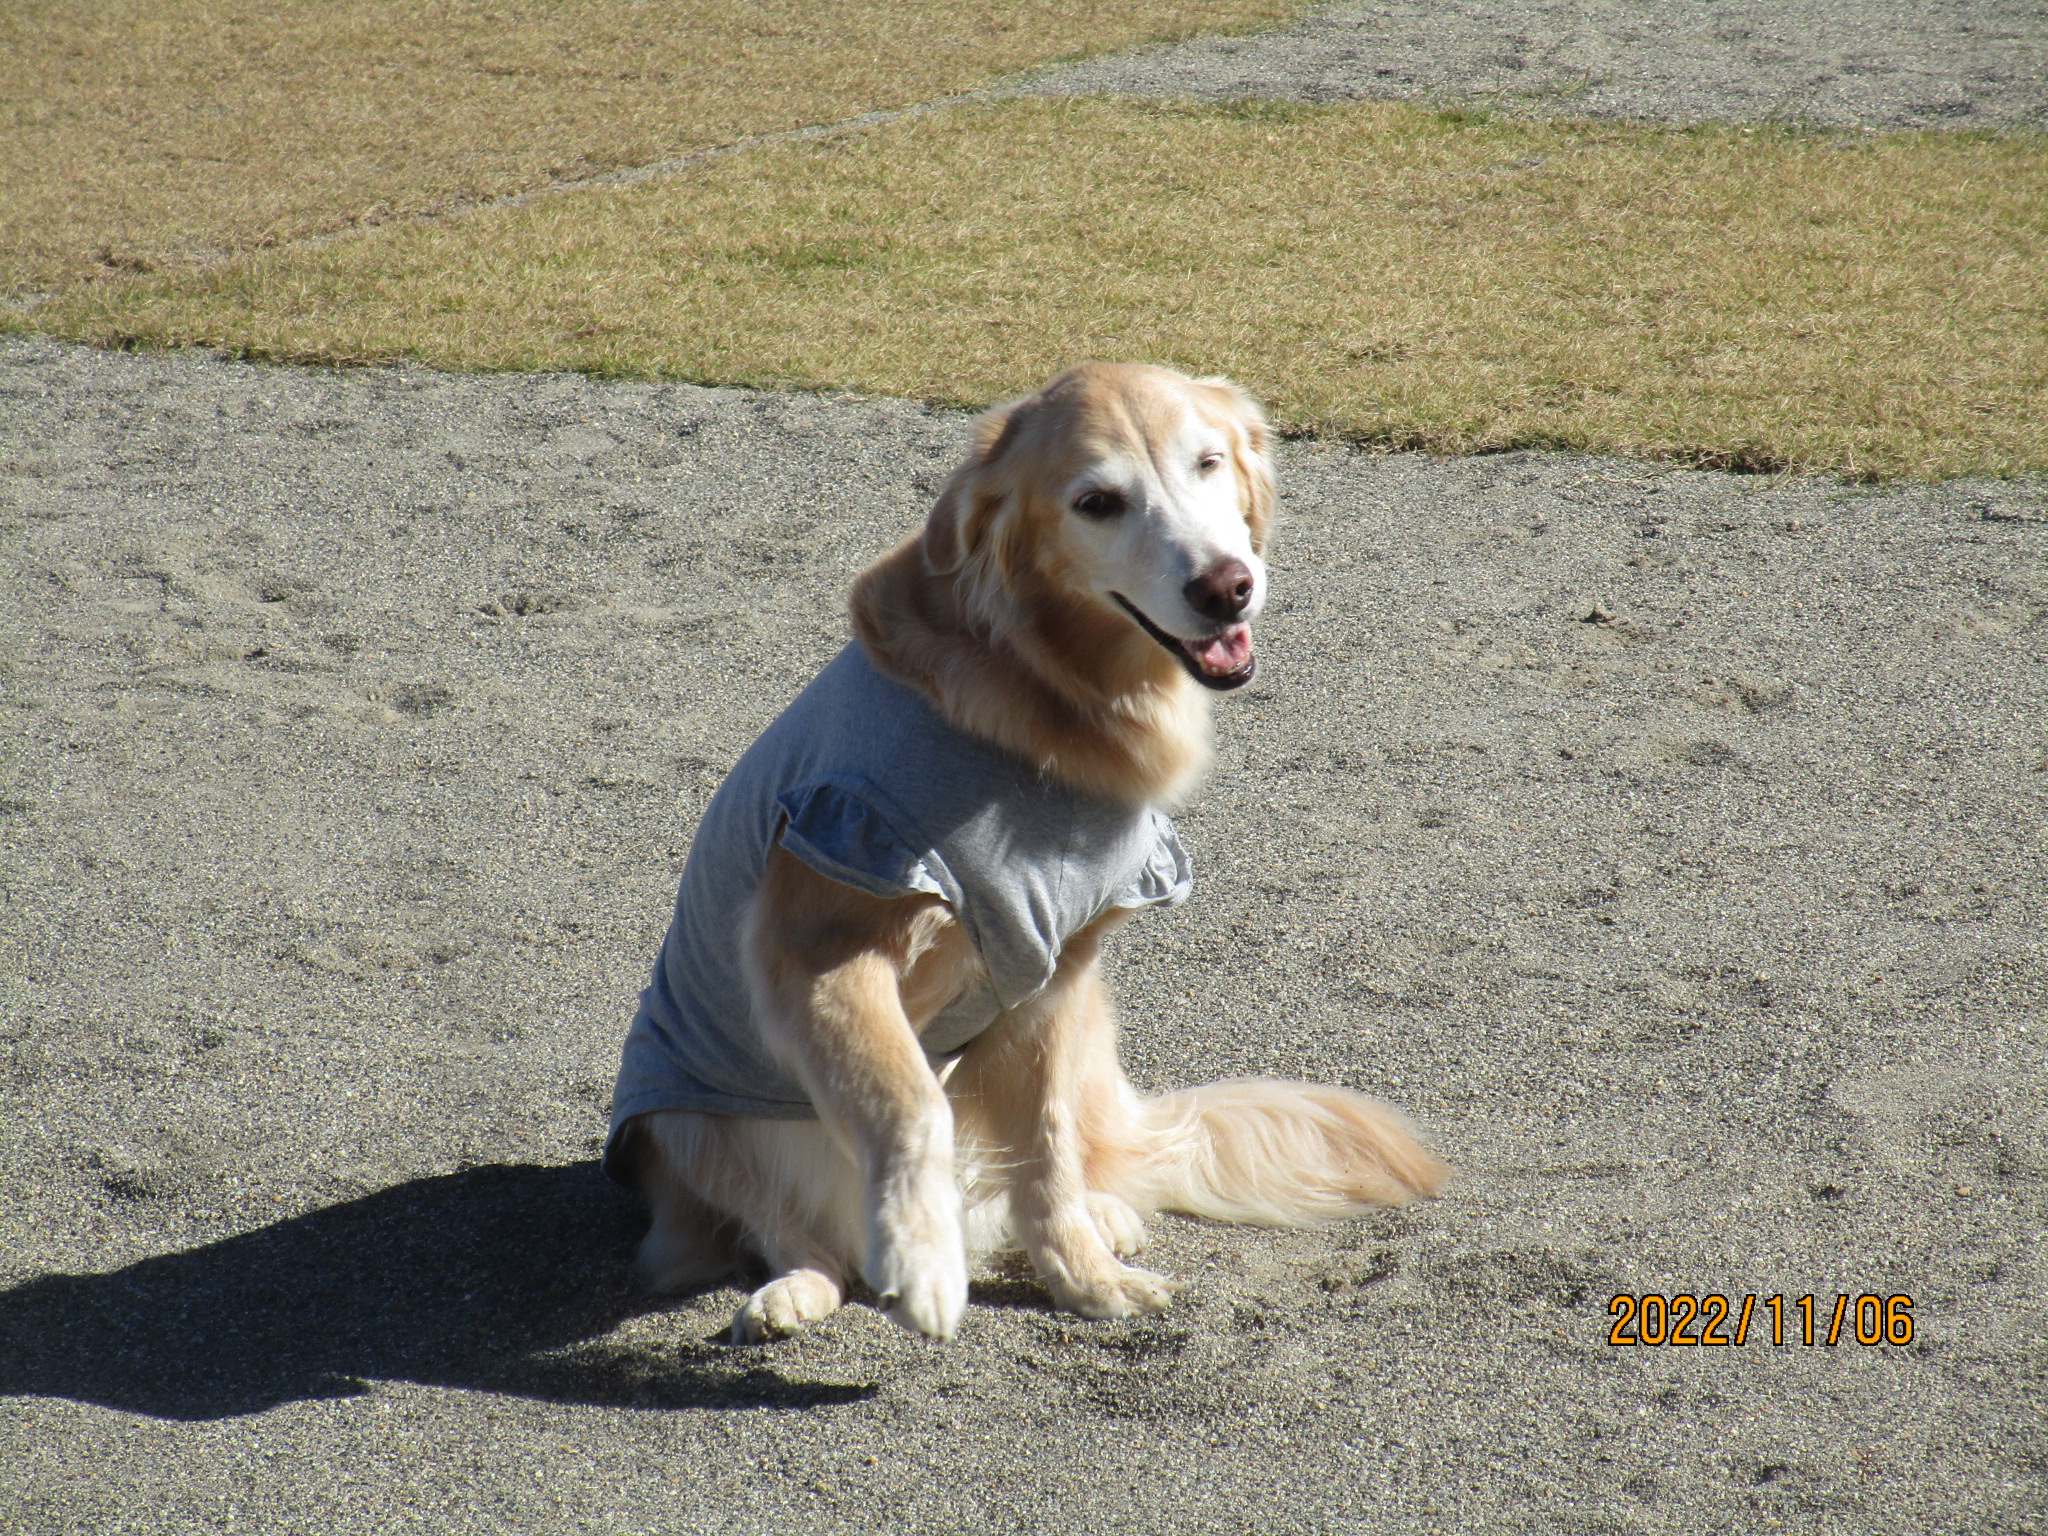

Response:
(1606, 1294), (1916, 1347)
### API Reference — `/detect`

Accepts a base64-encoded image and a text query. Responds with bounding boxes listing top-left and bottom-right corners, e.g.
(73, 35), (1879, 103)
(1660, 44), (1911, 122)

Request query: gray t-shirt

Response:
(605, 642), (1192, 1172)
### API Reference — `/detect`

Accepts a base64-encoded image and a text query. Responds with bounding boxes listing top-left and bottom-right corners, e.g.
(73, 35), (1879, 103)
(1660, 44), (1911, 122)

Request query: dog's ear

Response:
(1196, 375), (1276, 555)
(921, 394), (1029, 576)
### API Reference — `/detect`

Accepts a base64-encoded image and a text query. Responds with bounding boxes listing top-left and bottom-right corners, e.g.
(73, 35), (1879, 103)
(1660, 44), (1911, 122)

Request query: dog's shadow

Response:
(0, 1162), (877, 1421)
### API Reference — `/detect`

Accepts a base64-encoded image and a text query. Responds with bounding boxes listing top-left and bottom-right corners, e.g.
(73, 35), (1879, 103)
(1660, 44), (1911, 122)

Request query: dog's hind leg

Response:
(720, 1118), (868, 1344)
(620, 1112), (741, 1294)
(634, 1111), (865, 1342)
(1083, 1188), (1148, 1259)
(636, 1173), (741, 1296)
(732, 1248), (847, 1345)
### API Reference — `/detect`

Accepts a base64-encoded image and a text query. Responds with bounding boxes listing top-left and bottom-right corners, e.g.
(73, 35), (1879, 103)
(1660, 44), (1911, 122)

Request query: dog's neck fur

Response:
(850, 535), (1211, 808)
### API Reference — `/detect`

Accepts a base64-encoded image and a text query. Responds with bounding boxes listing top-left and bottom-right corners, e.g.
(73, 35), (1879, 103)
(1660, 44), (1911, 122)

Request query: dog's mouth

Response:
(1111, 593), (1257, 691)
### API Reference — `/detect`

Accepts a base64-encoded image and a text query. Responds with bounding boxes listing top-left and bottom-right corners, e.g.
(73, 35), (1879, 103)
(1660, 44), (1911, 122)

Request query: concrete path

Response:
(1031, 0), (2048, 129)
(4, 336), (2043, 1533)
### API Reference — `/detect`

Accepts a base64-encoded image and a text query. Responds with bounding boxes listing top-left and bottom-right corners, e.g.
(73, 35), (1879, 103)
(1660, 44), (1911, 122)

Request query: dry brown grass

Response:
(0, 0), (1299, 295)
(31, 99), (2045, 479)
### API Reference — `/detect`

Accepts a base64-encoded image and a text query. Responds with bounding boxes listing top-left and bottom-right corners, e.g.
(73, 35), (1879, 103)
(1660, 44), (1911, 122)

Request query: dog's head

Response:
(922, 363), (1274, 693)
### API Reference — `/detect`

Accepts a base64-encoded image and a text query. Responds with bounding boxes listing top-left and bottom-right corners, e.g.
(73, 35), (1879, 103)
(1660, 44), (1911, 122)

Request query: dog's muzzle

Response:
(1111, 593), (1258, 691)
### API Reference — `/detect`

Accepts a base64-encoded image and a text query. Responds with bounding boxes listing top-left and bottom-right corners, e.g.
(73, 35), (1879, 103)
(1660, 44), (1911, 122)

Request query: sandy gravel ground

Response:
(1029, 0), (2048, 128)
(3, 334), (2044, 1533)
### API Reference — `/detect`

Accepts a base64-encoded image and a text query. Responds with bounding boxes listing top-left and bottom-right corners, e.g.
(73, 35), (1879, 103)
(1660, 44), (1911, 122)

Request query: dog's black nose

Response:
(1183, 559), (1255, 623)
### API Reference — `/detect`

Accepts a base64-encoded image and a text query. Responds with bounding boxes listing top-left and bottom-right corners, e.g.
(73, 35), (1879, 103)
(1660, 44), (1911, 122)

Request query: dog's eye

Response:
(1197, 452), (1224, 475)
(1072, 488), (1126, 519)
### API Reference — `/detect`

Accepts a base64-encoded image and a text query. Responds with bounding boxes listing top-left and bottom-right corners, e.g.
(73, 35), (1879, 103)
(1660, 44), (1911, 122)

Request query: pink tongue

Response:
(1187, 624), (1254, 675)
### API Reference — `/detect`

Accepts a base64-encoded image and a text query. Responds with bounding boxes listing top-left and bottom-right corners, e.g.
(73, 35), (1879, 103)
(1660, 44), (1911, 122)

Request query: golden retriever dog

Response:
(604, 362), (1446, 1343)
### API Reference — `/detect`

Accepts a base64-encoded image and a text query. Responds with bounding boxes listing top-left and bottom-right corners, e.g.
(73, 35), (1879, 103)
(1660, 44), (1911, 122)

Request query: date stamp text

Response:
(1606, 1293), (1915, 1347)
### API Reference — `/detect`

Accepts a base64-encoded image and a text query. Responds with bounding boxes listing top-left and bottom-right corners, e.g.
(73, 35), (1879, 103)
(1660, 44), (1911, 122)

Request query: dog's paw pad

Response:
(1085, 1190), (1146, 1257)
(730, 1270), (842, 1344)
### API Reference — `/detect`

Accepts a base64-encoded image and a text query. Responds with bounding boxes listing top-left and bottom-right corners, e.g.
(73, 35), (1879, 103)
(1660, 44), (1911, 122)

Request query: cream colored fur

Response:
(621, 363), (1448, 1343)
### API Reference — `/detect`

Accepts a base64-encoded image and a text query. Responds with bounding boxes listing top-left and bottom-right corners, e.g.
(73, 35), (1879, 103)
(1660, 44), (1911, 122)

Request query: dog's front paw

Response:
(730, 1268), (844, 1344)
(870, 1225), (968, 1339)
(1049, 1262), (1181, 1321)
(876, 1255), (968, 1340)
(868, 1179), (968, 1340)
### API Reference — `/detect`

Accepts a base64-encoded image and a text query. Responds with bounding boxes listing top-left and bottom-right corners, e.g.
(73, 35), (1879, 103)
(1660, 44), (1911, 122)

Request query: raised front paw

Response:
(870, 1237), (968, 1340)
(877, 1262), (968, 1340)
(868, 1179), (968, 1340)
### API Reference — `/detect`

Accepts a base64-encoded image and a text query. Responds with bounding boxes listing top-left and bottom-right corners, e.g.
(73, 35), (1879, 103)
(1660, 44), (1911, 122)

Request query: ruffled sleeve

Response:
(1107, 809), (1194, 912)
(774, 779), (952, 903)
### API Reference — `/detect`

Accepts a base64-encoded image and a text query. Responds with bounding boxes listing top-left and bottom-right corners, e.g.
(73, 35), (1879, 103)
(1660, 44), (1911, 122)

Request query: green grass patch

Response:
(25, 99), (2048, 479)
(1, 0), (1303, 295)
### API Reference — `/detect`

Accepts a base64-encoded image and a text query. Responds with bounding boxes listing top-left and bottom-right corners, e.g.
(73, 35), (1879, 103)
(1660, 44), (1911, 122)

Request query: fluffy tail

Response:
(1098, 1078), (1450, 1226)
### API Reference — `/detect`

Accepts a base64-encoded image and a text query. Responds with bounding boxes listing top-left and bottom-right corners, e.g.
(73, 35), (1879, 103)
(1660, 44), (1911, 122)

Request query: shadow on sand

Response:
(0, 1162), (878, 1421)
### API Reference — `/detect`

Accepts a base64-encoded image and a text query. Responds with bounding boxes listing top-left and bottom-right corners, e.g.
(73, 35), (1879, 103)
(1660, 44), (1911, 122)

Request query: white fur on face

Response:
(1055, 396), (1267, 641)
